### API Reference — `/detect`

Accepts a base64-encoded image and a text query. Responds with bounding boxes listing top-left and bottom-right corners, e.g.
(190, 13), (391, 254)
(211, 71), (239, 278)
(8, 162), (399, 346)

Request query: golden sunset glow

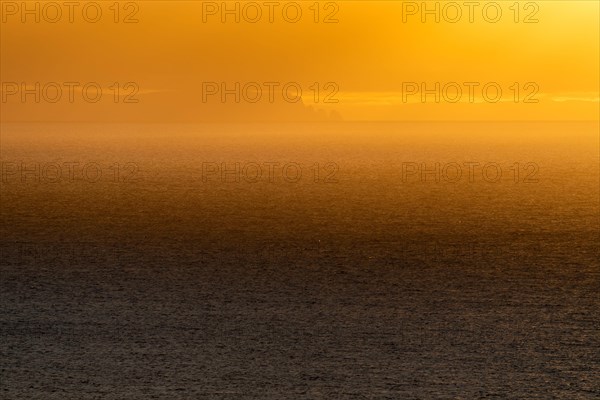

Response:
(1, 2), (599, 398)
(1, 1), (598, 121)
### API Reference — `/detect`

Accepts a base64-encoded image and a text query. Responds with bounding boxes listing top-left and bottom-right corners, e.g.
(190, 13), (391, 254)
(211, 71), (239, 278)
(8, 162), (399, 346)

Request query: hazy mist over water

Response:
(1, 122), (599, 398)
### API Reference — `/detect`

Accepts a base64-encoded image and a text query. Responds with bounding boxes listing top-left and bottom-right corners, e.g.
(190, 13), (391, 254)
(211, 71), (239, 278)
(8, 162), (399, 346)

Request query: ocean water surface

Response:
(1, 122), (599, 399)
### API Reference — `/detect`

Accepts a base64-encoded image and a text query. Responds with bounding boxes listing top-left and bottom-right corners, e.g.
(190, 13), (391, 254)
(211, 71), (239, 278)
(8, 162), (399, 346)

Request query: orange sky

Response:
(1, 0), (598, 121)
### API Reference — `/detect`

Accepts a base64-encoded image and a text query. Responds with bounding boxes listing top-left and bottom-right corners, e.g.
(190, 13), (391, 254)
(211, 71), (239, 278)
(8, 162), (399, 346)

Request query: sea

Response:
(1, 121), (599, 399)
